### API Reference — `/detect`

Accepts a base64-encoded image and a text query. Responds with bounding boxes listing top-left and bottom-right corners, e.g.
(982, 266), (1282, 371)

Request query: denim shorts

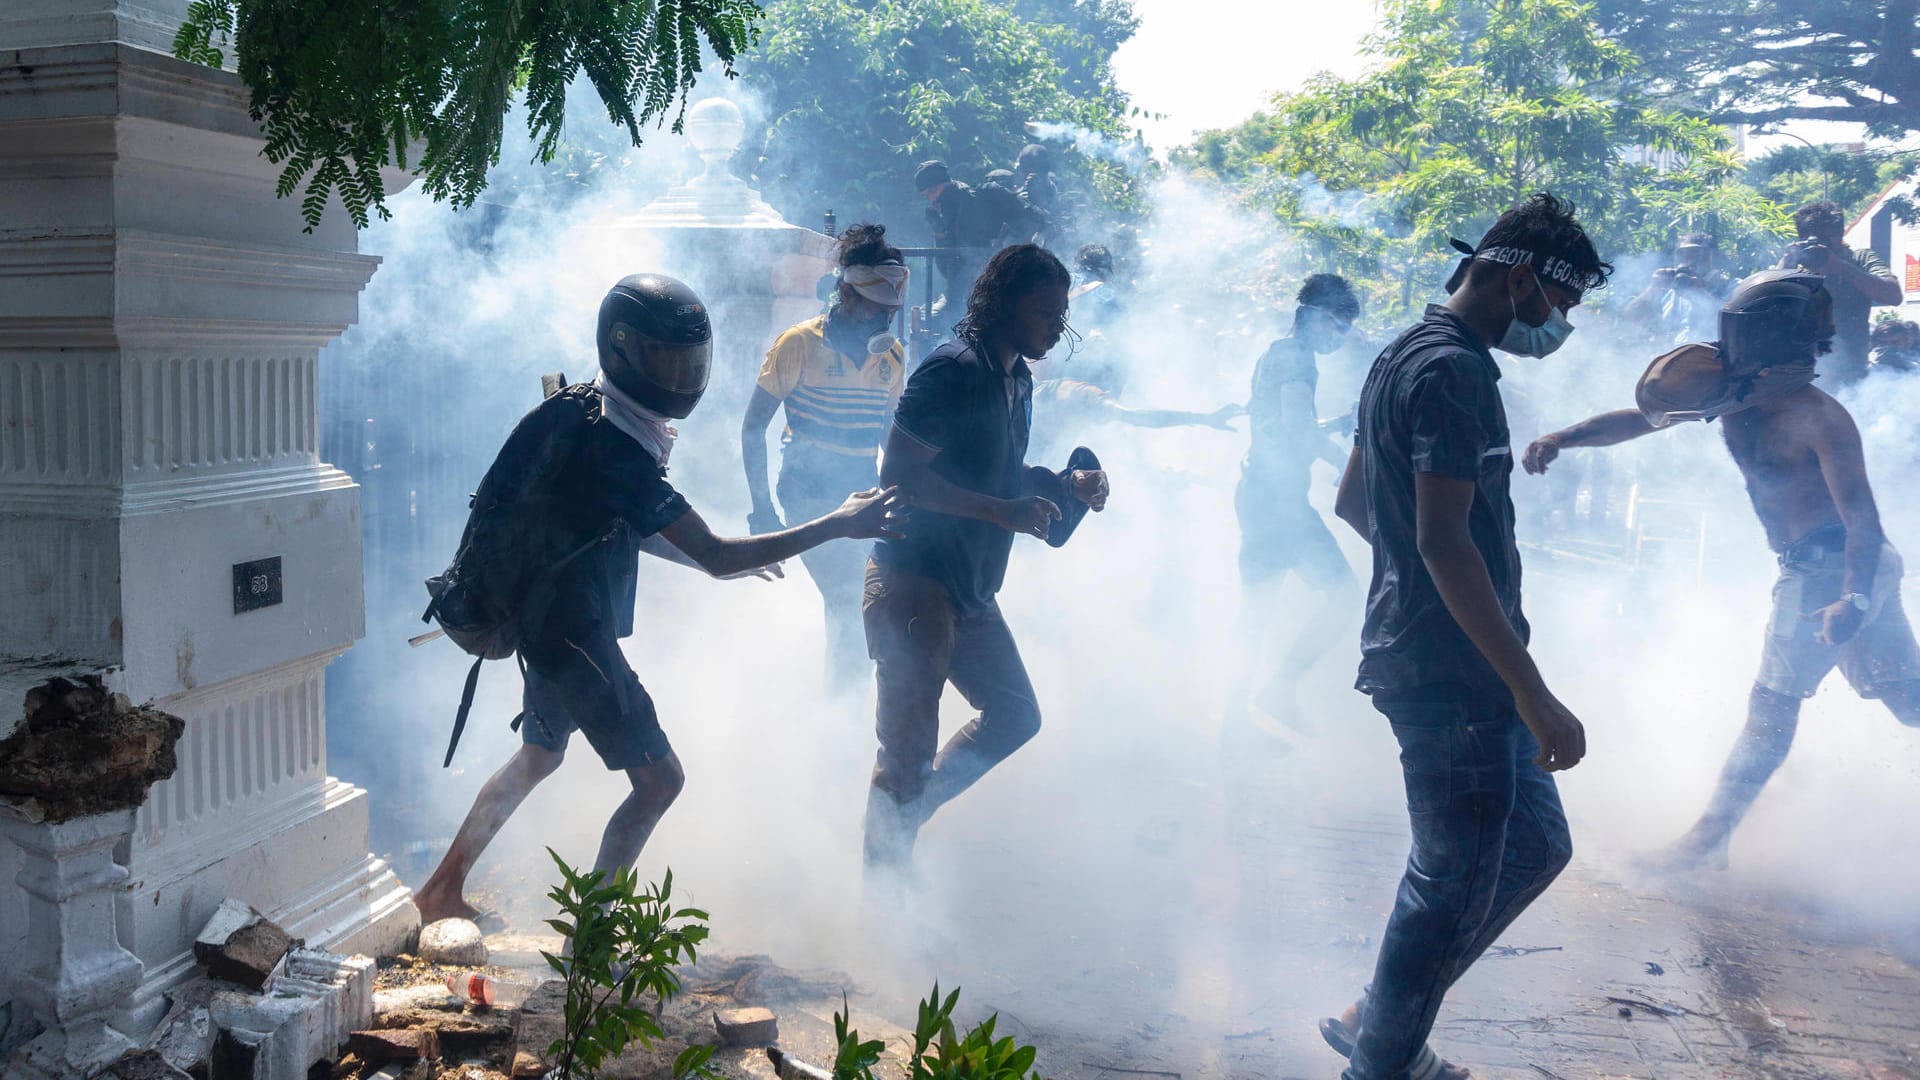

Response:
(1758, 539), (1920, 699)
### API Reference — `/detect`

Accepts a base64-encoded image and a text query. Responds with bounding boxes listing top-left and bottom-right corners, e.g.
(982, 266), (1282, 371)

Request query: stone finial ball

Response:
(418, 917), (489, 966)
(686, 98), (746, 156)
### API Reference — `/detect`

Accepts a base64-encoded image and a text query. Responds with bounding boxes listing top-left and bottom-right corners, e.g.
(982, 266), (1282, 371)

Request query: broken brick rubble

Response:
(0, 675), (184, 824)
(194, 898), (296, 991)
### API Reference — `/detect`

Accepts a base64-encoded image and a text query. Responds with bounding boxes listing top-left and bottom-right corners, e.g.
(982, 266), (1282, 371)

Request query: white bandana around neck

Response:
(595, 372), (677, 466)
(839, 262), (911, 306)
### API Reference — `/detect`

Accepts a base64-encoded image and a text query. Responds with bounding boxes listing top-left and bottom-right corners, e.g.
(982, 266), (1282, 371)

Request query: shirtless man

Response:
(1525, 269), (1920, 868)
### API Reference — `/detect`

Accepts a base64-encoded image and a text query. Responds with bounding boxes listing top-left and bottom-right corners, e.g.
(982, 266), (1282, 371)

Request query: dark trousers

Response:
(1347, 691), (1573, 1080)
(861, 560), (1042, 867)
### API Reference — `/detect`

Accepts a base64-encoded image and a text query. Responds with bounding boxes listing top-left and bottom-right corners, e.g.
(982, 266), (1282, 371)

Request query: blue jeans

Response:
(1346, 690), (1573, 1080)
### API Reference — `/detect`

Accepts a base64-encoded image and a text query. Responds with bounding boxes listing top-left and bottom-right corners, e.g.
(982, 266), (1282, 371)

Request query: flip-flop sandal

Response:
(1317, 1015), (1357, 1058)
(472, 909), (510, 935)
(1316, 1017), (1469, 1080)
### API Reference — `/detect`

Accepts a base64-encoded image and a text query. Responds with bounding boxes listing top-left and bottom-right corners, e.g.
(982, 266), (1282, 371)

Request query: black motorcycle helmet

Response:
(596, 274), (712, 419)
(1718, 268), (1834, 377)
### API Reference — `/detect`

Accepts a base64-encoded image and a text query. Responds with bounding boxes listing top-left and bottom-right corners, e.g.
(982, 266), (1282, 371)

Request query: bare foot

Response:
(412, 880), (483, 924)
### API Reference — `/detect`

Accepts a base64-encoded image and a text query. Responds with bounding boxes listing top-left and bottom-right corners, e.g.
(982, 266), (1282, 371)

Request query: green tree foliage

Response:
(1176, 0), (1792, 320)
(1743, 144), (1919, 222)
(1000, 0), (1140, 97)
(1590, 0), (1920, 136)
(171, 0), (761, 231)
(743, 0), (1140, 240)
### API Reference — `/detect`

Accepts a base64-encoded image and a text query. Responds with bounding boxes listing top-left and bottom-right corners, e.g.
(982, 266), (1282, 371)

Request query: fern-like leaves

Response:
(172, 0), (764, 231)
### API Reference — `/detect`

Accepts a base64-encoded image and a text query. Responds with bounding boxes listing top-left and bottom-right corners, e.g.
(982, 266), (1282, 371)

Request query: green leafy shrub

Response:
(542, 849), (716, 1080)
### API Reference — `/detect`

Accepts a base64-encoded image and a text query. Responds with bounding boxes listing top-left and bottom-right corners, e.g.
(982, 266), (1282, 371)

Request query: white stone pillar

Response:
(0, 1), (418, 1033)
(0, 809), (145, 1077)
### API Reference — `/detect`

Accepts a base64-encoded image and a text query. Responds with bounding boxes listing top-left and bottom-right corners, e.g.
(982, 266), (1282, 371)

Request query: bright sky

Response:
(1111, 4), (1904, 166)
(1112, 1), (1380, 152)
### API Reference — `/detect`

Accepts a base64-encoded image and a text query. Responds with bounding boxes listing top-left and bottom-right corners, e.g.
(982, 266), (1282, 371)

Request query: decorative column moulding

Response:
(0, 2), (420, 1030)
(0, 43), (261, 149)
(0, 351), (120, 484)
(133, 650), (335, 850)
(0, 0), (198, 56)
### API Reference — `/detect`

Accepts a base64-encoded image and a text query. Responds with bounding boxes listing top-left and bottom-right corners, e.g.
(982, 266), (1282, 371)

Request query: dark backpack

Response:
(422, 378), (611, 766)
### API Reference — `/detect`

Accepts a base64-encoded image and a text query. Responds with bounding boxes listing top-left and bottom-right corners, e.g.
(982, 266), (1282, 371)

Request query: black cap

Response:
(914, 160), (950, 192)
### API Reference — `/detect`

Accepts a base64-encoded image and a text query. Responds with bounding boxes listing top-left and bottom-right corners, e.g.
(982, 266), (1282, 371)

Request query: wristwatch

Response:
(1841, 591), (1871, 613)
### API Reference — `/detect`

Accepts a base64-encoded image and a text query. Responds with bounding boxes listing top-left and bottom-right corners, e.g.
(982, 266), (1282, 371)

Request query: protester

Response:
(1870, 317), (1920, 373)
(1014, 143), (1064, 242)
(1623, 232), (1731, 346)
(742, 225), (912, 693)
(1322, 193), (1606, 1080)
(917, 160), (1024, 330)
(1068, 244), (1123, 333)
(1527, 269), (1920, 871)
(413, 275), (904, 925)
(861, 244), (1110, 874)
(979, 168), (1050, 246)
(1230, 273), (1362, 734)
(1777, 201), (1902, 386)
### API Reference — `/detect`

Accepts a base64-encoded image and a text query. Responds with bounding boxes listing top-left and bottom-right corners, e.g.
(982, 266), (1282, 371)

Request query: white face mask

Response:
(867, 331), (899, 356)
(1497, 276), (1577, 358)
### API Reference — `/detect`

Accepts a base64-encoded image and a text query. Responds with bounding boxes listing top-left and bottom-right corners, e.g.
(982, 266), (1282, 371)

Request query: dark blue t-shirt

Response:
(872, 340), (1034, 613)
(539, 398), (691, 644)
(1243, 335), (1318, 502)
(1354, 306), (1527, 701)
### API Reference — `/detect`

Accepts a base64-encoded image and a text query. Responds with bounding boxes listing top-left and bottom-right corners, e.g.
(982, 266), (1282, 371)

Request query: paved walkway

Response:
(896, 759), (1920, 1080)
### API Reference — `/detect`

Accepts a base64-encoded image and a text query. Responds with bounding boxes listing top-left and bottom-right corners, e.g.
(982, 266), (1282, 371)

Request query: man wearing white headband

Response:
(1324, 193), (1609, 1080)
(743, 223), (912, 692)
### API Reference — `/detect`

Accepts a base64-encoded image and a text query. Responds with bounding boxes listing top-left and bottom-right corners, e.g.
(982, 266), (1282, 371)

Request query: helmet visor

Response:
(623, 331), (711, 395)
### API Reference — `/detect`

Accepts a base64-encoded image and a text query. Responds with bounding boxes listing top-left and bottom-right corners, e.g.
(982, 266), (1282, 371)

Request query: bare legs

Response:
(415, 744), (566, 922)
(413, 743), (686, 922)
(1656, 685), (1800, 870)
(592, 753), (686, 875)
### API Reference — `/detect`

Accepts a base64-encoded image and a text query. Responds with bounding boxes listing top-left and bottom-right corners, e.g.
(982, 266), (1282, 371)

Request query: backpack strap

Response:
(443, 656), (485, 768)
(518, 524), (620, 644)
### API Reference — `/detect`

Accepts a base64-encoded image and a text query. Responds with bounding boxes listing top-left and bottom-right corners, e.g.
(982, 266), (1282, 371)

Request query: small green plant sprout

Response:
(824, 983), (1042, 1080)
(540, 849), (716, 1080)
(909, 984), (1041, 1080)
(833, 991), (886, 1079)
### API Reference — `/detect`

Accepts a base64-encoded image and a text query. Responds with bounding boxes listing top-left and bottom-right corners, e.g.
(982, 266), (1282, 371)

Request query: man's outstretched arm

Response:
(1101, 398), (1243, 430)
(657, 491), (903, 579)
(1416, 472), (1585, 771)
(1524, 409), (1661, 474)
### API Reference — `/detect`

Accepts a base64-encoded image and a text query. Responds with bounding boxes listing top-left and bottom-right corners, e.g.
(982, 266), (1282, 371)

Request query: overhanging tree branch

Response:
(172, 0), (763, 231)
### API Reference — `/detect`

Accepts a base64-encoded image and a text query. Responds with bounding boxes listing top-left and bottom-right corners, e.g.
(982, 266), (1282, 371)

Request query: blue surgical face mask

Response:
(1497, 274), (1576, 358)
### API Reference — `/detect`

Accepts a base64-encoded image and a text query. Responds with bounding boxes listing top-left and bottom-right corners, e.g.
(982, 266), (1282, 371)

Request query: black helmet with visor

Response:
(596, 274), (712, 420)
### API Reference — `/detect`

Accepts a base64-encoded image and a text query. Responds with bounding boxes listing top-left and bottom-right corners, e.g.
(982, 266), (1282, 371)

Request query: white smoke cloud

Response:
(323, 71), (1920, 1070)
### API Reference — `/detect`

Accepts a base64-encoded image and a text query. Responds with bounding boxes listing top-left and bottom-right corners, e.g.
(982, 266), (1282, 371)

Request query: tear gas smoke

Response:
(1023, 120), (1153, 173)
(322, 75), (1920, 1074)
